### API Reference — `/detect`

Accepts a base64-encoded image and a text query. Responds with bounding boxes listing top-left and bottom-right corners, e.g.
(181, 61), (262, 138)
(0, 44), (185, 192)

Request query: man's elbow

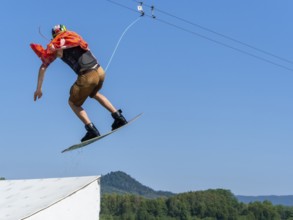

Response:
(40, 64), (47, 71)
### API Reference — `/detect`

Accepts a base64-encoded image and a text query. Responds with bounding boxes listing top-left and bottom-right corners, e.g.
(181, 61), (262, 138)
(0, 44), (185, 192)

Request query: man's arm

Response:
(34, 64), (47, 101)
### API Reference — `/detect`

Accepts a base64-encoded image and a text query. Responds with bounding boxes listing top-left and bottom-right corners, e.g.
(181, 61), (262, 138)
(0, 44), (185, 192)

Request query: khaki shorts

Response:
(69, 66), (105, 106)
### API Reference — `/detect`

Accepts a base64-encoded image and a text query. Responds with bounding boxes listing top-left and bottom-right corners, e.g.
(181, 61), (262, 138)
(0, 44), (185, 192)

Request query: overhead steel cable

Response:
(134, 1), (293, 66)
(154, 18), (293, 72)
(106, 0), (293, 72)
(106, 0), (140, 15)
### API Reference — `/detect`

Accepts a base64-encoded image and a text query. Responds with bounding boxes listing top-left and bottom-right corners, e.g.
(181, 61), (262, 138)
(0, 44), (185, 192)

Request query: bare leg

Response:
(68, 100), (91, 125)
(94, 92), (117, 113)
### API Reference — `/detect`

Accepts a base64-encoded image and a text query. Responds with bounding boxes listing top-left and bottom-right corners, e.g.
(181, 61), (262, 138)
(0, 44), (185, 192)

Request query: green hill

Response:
(101, 171), (293, 207)
(237, 195), (293, 206)
(100, 171), (174, 198)
(100, 189), (293, 219)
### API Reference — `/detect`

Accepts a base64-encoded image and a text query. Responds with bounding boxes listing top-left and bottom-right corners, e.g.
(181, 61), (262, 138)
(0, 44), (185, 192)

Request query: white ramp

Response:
(0, 176), (100, 220)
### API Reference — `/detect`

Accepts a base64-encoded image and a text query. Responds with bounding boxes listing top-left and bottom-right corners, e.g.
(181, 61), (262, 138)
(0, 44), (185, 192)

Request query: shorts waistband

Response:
(79, 64), (100, 75)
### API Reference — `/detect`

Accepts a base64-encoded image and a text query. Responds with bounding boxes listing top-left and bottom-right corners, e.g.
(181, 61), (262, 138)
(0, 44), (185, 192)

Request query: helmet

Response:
(52, 24), (67, 38)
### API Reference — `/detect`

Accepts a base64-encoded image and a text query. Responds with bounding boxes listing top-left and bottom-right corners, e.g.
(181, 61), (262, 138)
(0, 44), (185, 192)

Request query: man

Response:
(31, 24), (127, 142)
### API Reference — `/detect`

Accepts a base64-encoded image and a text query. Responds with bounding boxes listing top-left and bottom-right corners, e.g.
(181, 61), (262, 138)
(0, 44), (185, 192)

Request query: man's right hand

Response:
(34, 90), (43, 101)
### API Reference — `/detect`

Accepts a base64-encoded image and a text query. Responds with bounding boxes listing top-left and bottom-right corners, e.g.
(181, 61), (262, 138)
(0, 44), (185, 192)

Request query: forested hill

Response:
(100, 172), (293, 219)
(237, 195), (293, 206)
(100, 171), (174, 198)
(101, 171), (293, 206)
(100, 189), (293, 219)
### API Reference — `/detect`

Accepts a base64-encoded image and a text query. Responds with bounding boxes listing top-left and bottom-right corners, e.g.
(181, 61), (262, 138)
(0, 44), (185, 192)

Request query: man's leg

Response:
(93, 93), (116, 113)
(93, 92), (127, 130)
(68, 100), (91, 125)
(69, 75), (101, 142)
(69, 100), (100, 142)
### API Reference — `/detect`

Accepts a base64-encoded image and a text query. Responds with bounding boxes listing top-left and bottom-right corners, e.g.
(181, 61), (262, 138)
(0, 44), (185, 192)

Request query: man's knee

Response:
(69, 99), (79, 109)
(69, 97), (84, 108)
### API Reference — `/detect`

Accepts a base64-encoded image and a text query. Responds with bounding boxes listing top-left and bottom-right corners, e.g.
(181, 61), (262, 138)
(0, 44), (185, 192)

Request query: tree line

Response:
(100, 189), (293, 220)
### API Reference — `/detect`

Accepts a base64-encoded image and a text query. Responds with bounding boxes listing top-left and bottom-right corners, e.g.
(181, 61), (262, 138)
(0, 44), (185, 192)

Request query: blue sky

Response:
(1, 0), (293, 196)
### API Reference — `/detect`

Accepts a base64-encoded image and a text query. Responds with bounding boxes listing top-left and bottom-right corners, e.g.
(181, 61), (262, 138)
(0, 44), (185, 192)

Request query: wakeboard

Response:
(61, 113), (143, 153)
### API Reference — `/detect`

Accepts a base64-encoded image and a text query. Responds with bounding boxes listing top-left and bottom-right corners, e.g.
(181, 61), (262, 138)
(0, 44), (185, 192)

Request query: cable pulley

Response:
(151, 5), (156, 19)
(137, 2), (144, 16)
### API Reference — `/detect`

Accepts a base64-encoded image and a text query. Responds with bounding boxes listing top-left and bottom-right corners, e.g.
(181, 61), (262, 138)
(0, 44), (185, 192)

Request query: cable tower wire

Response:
(135, 1), (293, 66)
(108, 0), (293, 72)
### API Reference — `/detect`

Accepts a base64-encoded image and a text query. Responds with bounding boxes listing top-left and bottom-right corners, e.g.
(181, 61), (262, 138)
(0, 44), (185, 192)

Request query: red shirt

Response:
(31, 31), (89, 67)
